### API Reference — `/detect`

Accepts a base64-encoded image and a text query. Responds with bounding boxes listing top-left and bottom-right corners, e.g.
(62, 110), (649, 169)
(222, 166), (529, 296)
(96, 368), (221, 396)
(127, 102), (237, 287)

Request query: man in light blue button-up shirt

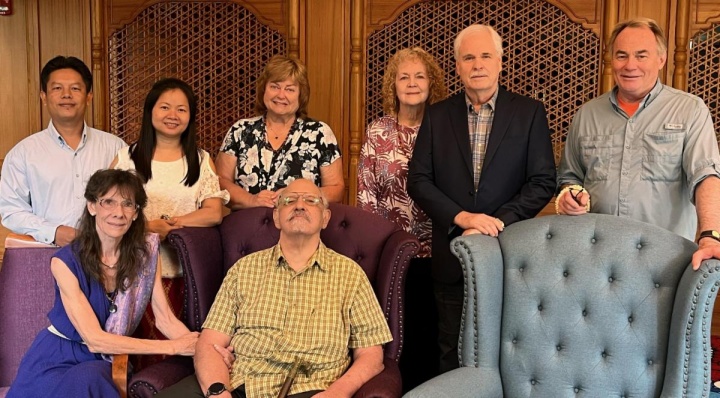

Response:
(0, 56), (126, 245)
(557, 18), (720, 270)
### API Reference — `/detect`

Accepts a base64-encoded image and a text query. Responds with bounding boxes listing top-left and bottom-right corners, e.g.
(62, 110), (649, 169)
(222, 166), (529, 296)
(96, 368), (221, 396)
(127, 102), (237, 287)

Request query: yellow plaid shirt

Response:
(202, 242), (393, 397)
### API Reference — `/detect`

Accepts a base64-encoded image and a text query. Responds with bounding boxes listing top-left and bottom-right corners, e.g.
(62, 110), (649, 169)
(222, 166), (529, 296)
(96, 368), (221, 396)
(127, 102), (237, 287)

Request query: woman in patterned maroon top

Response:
(356, 48), (447, 389)
(357, 47), (446, 258)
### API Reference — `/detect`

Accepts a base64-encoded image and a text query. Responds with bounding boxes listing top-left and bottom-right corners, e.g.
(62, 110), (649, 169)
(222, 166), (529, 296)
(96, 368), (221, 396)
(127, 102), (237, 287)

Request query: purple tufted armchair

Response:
(128, 203), (420, 398)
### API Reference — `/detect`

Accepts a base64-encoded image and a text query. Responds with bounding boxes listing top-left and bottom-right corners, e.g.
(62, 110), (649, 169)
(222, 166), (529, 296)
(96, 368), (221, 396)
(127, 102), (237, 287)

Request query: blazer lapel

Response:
(449, 93), (473, 174)
(482, 87), (515, 171)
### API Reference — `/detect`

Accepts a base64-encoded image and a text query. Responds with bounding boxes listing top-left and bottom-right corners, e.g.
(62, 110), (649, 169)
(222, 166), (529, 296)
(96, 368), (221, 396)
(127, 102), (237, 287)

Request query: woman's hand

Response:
(173, 331), (200, 356)
(251, 190), (278, 208)
(147, 219), (182, 240)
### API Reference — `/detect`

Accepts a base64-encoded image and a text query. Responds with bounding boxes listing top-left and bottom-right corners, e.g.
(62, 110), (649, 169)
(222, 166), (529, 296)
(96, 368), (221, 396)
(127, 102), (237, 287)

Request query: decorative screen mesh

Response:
(366, 0), (601, 164)
(688, 24), (720, 146)
(109, 2), (286, 154)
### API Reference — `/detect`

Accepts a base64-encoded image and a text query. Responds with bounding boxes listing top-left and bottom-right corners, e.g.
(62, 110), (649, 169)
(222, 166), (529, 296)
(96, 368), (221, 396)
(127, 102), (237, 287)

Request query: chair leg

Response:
(112, 354), (129, 398)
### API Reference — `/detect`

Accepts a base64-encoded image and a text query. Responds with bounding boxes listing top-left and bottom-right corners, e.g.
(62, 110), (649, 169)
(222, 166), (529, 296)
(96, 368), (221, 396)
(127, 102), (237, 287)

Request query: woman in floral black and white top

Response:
(216, 55), (344, 209)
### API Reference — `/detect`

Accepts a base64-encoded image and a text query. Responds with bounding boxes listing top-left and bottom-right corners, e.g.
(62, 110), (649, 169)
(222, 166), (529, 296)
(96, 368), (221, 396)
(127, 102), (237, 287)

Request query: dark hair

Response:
(130, 78), (200, 186)
(40, 56), (93, 93)
(76, 169), (148, 291)
(255, 55), (310, 119)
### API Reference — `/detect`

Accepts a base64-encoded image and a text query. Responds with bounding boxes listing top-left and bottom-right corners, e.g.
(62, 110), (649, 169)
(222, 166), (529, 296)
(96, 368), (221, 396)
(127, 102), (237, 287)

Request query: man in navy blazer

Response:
(408, 24), (556, 373)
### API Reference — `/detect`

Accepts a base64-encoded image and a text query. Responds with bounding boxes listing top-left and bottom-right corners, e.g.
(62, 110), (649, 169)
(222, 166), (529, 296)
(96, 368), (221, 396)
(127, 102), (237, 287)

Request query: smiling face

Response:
(263, 78), (300, 119)
(87, 187), (138, 243)
(455, 29), (502, 100)
(151, 89), (190, 139)
(395, 59), (430, 109)
(40, 68), (93, 125)
(611, 26), (666, 103)
(273, 179), (330, 237)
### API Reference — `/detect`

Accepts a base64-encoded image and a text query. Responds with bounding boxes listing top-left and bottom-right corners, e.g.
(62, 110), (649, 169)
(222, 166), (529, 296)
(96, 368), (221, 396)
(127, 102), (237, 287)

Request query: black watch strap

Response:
(205, 382), (227, 397)
(697, 230), (720, 244)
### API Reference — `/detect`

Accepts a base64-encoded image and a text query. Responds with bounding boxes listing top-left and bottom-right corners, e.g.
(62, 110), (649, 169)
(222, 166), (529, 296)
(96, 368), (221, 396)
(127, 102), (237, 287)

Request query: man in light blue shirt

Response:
(557, 18), (720, 270)
(0, 56), (126, 245)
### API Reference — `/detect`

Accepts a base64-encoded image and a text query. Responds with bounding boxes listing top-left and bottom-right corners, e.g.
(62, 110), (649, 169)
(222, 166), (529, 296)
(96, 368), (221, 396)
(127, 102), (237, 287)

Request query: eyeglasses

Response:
(278, 193), (323, 207)
(97, 198), (139, 212)
(567, 187), (585, 206)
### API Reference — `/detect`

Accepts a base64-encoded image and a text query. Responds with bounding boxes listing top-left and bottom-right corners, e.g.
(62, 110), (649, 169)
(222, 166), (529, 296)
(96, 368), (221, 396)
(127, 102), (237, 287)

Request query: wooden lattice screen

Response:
(366, 0), (601, 164)
(108, 2), (287, 154)
(688, 24), (720, 146)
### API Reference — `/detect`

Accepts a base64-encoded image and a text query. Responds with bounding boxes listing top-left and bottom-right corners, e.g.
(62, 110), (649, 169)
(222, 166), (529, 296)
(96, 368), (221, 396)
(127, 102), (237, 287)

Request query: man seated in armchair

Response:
(158, 178), (392, 398)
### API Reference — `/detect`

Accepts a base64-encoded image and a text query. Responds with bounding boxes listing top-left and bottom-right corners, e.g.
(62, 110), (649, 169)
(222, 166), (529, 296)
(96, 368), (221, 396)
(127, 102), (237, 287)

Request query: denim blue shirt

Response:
(558, 81), (720, 240)
(0, 121), (126, 243)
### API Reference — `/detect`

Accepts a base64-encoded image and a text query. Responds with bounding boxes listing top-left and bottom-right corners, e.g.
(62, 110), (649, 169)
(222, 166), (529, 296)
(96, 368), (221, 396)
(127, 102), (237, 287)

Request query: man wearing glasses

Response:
(556, 18), (720, 270)
(158, 178), (392, 398)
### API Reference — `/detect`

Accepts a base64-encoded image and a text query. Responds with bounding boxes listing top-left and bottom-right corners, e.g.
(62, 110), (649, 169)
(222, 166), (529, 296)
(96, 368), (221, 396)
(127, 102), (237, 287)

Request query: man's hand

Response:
(454, 211), (504, 237)
(311, 391), (344, 398)
(213, 344), (235, 369)
(54, 225), (77, 246)
(691, 239), (720, 270)
(556, 187), (590, 216)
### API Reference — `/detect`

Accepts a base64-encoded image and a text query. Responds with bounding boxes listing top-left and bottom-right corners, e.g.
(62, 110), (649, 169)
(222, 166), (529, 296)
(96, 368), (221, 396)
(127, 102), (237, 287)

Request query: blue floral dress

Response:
(220, 115), (341, 193)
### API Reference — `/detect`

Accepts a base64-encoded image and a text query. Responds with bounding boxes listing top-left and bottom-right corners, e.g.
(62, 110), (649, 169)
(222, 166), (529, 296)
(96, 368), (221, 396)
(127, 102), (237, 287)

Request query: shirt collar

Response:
(465, 86), (499, 114)
(273, 241), (330, 273)
(610, 79), (663, 110)
(48, 119), (89, 150)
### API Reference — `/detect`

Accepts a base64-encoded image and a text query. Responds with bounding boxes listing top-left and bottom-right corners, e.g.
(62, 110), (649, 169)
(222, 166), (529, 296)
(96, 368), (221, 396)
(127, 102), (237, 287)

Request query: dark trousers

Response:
(399, 257), (440, 392)
(433, 278), (464, 374)
(156, 374), (323, 398)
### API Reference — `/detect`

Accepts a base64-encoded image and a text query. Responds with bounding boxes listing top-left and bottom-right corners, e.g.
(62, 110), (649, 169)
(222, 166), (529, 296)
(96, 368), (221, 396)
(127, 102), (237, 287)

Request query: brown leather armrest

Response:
(112, 354), (129, 398)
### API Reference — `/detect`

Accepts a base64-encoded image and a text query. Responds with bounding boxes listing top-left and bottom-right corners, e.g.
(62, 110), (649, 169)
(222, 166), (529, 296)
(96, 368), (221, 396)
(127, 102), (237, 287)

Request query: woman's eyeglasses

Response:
(97, 198), (139, 212)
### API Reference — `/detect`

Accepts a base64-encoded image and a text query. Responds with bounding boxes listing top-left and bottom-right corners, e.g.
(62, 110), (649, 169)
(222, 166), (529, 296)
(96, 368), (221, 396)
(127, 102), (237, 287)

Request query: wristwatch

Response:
(697, 230), (720, 244)
(205, 382), (227, 397)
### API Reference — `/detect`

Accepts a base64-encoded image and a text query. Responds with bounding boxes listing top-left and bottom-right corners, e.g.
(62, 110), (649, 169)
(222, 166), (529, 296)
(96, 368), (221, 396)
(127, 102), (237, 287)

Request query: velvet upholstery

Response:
(0, 247), (58, 397)
(129, 203), (419, 398)
(405, 213), (720, 398)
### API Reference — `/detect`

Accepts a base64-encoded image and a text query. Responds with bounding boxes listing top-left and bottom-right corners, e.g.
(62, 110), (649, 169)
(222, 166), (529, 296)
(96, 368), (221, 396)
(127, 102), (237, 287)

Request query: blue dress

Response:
(7, 244), (119, 398)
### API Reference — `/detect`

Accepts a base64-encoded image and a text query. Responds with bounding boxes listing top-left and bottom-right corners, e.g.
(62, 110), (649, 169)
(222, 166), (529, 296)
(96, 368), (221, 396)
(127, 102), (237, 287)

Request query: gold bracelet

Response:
(555, 185), (591, 214)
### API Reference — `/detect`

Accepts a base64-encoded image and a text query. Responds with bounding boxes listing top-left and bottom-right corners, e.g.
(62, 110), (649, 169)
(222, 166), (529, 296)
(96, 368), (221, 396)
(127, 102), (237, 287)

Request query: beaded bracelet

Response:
(555, 185), (591, 214)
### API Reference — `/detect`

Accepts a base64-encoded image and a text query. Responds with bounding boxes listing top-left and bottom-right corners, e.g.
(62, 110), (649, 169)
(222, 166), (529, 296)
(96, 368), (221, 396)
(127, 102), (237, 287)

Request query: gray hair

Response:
(609, 18), (668, 56)
(454, 24), (504, 60)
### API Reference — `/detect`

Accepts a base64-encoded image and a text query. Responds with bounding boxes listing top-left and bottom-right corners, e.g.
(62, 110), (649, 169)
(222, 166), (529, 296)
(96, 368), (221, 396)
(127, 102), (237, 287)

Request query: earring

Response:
(90, 213), (96, 217)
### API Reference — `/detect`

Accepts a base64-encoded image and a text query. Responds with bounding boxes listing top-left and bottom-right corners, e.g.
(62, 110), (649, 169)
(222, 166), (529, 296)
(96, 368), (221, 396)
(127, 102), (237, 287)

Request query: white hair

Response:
(454, 24), (504, 60)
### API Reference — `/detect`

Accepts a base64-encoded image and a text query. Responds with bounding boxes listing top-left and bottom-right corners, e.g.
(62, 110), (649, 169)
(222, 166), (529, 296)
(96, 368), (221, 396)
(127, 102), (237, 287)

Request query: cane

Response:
(277, 358), (302, 398)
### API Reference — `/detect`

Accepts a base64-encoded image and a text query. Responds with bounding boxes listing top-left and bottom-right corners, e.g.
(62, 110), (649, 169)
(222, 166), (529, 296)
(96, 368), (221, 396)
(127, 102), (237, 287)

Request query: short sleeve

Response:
(347, 269), (393, 349)
(316, 122), (342, 167)
(203, 263), (241, 336)
(197, 150), (230, 206)
(113, 147), (135, 170)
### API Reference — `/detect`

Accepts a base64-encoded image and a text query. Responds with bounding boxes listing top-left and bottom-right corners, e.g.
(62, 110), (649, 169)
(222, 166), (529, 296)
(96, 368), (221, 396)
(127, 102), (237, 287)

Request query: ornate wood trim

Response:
(674, 0), (691, 90)
(106, 0), (286, 35)
(601, 0), (619, 93)
(348, 0), (364, 206)
(91, 0), (107, 131)
(287, 0), (299, 57)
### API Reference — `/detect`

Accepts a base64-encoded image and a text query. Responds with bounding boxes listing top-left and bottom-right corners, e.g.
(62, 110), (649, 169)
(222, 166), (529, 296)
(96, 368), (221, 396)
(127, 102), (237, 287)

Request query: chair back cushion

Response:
(497, 214), (695, 396)
(0, 247), (58, 386)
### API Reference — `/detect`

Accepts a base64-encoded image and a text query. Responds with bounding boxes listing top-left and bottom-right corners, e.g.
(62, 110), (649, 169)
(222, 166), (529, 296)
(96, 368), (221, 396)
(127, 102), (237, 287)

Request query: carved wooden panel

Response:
(365, 0), (601, 164)
(108, 1), (286, 154)
(688, 23), (720, 144)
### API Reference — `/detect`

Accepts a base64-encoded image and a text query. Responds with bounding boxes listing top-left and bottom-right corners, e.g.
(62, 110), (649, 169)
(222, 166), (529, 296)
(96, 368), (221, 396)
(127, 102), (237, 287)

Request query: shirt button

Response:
(625, 145), (630, 149)
(76, 174), (79, 177)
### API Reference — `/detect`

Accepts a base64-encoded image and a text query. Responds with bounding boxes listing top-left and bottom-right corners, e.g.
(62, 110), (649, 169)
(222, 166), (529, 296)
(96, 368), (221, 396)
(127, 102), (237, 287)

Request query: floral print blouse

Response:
(220, 115), (341, 193)
(357, 115), (432, 257)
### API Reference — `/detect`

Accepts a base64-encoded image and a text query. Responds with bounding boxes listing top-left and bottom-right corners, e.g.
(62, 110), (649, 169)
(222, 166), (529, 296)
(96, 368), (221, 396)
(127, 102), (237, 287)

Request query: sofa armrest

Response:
(375, 231), (419, 360)
(112, 354), (128, 398)
(353, 356), (402, 398)
(662, 259), (720, 398)
(127, 356), (193, 398)
(167, 227), (224, 331)
(403, 366), (501, 398)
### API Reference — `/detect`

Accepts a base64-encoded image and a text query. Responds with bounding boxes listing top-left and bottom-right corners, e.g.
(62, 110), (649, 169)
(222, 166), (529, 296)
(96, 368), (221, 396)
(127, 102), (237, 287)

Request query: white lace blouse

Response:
(115, 148), (229, 277)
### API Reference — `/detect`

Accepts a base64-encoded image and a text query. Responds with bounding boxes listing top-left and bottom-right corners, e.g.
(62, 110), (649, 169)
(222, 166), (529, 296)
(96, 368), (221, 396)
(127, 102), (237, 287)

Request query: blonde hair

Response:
(609, 18), (667, 55)
(255, 55), (310, 119)
(381, 47), (448, 116)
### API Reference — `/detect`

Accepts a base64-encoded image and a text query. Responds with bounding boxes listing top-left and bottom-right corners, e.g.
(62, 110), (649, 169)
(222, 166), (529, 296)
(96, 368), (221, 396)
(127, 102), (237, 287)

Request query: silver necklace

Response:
(106, 289), (118, 313)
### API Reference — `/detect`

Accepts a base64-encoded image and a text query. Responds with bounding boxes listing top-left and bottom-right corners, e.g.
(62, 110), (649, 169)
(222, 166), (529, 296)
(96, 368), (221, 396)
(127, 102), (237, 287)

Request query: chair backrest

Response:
(452, 214), (698, 397)
(217, 203), (417, 359)
(0, 247), (58, 386)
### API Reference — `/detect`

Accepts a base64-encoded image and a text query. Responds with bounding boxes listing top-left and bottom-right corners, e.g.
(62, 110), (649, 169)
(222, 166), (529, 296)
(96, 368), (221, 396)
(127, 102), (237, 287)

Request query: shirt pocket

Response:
(641, 132), (684, 181)
(580, 135), (615, 181)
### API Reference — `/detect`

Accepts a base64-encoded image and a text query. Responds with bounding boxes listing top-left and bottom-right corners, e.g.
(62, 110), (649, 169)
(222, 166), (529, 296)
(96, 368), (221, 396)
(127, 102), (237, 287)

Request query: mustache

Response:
(287, 210), (310, 221)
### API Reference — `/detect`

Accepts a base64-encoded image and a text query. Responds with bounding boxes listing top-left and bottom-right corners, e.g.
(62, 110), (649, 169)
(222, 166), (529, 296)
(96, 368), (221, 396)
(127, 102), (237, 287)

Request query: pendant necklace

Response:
(106, 289), (118, 313)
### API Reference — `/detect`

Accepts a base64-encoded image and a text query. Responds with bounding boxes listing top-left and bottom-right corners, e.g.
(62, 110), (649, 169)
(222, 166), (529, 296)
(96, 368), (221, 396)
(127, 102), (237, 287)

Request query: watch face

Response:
(208, 383), (226, 395)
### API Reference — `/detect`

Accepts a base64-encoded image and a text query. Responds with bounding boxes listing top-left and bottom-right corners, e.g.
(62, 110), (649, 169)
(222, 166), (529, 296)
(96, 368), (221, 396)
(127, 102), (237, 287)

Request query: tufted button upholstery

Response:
(405, 213), (720, 398)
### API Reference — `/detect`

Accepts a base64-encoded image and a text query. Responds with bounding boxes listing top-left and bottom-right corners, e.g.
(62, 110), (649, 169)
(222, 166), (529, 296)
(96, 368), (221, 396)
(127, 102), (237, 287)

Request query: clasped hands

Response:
(555, 185), (591, 215)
